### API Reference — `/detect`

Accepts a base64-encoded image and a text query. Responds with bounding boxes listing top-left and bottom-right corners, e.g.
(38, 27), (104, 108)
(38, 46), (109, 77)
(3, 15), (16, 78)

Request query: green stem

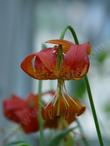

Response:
(84, 76), (104, 146)
(60, 25), (79, 43)
(60, 25), (104, 146)
(57, 80), (63, 116)
(38, 80), (44, 146)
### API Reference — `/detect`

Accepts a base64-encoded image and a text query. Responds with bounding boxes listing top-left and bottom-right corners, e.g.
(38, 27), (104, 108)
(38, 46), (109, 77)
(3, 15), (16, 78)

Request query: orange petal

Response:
(21, 54), (37, 79)
(21, 50), (57, 80)
(66, 96), (86, 116)
(46, 39), (74, 52)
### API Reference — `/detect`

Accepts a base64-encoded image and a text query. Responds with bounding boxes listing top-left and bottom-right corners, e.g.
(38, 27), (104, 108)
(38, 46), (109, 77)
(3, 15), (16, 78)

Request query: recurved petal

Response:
(20, 53), (38, 79)
(73, 98), (86, 116)
(21, 49), (57, 80)
(66, 96), (86, 116)
(46, 39), (74, 52)
(47, 39), (74, 47)
(60, 43), (90, 79)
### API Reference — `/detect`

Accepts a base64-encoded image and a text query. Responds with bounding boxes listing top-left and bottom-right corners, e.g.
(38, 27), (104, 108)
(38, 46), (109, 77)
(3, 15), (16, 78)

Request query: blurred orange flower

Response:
(21, 40), (91, 80)
(3, 94), (39, 133)
(3, 91), (55, 134)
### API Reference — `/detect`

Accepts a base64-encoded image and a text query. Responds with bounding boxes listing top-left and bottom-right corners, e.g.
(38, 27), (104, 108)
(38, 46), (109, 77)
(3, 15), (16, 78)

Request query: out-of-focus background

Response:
(0, 0), (110, 145)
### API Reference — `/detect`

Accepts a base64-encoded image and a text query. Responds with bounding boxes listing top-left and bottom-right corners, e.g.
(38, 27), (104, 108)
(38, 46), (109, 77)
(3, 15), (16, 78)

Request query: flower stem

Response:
(57, 80), (64, 116)
(60, 25), (78, 43)
(84, 76), (104, 146)
(38, 80), (44, 146)
(60, 25), (104, 146)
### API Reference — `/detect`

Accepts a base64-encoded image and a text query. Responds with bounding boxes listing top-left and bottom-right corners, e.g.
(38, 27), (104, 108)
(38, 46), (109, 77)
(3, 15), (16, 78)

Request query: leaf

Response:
(5, 141), (30, 146)
(48, 128), (74, 146)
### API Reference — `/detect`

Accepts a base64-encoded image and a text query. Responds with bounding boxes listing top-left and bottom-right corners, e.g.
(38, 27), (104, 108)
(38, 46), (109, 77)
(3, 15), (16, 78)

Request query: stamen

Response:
(63, 83), (80, 107)
(62, 92), (69, 108)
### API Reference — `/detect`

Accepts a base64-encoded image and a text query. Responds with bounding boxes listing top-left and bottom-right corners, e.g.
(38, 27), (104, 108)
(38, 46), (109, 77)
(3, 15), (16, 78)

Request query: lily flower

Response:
(3, 94), (39, 133)
(3, 91), (55, 134)
(3, 95), (27, 123)
(21, 40), (91, 80)
(42, 81), (86, 125)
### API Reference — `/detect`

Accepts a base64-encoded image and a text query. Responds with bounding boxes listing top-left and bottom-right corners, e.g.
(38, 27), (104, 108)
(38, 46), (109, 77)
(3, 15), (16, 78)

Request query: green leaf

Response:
(48, 128), (74, 146)
(5, 141), (30, 146)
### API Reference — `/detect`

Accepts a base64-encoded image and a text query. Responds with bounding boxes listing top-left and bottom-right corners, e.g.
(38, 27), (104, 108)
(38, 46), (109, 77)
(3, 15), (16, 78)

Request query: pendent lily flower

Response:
(3, 95), (27, 123)
(3, 94), (39, 133)
(21, 40), (91, 80)
(42, 80), (86, 125)
(3, 91), (56, 134)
